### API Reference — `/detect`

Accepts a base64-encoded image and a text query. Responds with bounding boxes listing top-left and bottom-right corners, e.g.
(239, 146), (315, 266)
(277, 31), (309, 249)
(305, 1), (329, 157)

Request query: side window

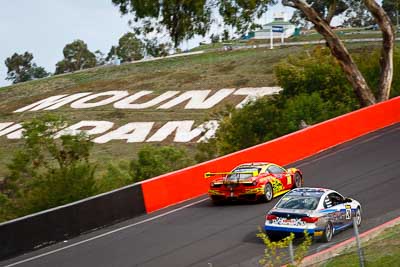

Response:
(328, 193), (344, 206)
(267, 165), (286, 175)
(324, 196), (332, 208)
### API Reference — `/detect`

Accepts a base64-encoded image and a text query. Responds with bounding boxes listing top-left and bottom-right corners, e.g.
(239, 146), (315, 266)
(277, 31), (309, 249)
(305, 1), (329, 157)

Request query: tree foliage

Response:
(130, 145), (195, 182)
(197, 46), (392, 157)
(0, 115), (96, 219)
(382, 0), (400, 25)
(257, 228), (312, 267)
(112, 0), (272, 47)
(283, 0), (395, 106)
(290, 0), (348, 27)
(5, 52), (50, 84)
(343, 0), (375, 27)
(55, 40), (96, 74)
(114, 32), (145, 62)
(144, 38), (172, 57)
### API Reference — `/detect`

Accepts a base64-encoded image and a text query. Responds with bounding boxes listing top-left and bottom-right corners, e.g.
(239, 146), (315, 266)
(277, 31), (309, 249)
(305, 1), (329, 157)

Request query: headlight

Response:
(252, 180), (258, 186)
(210, 182), (215, 187)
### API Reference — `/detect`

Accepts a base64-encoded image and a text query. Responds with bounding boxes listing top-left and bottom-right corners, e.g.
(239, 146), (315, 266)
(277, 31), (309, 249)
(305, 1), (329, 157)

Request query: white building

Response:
(254, 13), (296, 39)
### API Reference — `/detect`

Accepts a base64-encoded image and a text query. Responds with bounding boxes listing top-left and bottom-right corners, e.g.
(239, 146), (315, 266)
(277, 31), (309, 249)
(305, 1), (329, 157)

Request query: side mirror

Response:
(344, 197), (352, 203)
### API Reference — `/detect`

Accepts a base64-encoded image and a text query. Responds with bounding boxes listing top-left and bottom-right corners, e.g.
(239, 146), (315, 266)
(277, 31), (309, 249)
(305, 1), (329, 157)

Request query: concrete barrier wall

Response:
(0, 184), (146, 260)
(141, 97), (400, 213)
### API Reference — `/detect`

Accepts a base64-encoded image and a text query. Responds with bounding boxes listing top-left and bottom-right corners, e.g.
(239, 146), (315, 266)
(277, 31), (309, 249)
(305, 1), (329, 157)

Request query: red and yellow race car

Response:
(205, 162), (303, 204)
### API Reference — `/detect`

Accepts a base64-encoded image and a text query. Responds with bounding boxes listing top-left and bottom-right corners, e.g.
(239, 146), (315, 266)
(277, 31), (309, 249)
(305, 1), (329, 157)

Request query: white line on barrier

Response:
(3, 197), (209, 267)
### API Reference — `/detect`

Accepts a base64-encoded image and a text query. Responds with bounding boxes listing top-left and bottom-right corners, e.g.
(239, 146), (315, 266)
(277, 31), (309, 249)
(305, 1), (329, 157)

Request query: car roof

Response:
(286, 187), (334, 197)
(236, 162), (271, 168)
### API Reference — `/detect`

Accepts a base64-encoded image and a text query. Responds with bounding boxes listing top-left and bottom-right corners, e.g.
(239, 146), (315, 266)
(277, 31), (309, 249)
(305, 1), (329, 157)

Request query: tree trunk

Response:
(363, 0), (395, 102)
(282, 0), (377, 106)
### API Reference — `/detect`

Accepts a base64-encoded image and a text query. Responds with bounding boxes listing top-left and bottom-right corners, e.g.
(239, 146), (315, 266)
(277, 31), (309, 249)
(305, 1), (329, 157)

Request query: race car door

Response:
(326, 192), (352, 230)
(266, 164), (292, 189)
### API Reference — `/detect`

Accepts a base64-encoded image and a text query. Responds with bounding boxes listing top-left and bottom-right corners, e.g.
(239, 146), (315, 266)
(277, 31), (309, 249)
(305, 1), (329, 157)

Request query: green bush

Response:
(130, 145), (195, 182)
(356, 47), (400, 98)
(0, 115), (97, 221)
(274, 46), (359, 109)
(96, 161), (133, 193)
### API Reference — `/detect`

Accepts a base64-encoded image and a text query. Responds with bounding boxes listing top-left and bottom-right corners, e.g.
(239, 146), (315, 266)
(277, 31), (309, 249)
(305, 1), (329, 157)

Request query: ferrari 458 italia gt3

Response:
(205, 162), (303, 204)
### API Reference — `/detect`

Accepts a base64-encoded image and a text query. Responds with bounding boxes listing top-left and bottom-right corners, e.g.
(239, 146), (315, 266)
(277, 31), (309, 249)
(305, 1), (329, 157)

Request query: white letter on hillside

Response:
(13, 93), (92, 112)
(158, 89), (235, 109)
(197, 120), (219, 142)
(0, 123), (23, 139)
(55, 121), (114, 138)
(70, 91), (129, 109)
(114, 91), (180, 109)
(234, 87), (282, 108)
(93, 122), (154, 143)
(146, 120), (216, 142)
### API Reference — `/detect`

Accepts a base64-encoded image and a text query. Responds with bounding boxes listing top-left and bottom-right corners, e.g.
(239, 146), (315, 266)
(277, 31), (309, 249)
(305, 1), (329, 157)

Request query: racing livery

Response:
(264, 188), (362, 242)
(205, 162), (303, 203)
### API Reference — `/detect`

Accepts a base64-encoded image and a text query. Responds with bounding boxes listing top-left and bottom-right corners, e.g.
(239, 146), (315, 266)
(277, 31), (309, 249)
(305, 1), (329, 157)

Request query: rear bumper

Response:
(265, 225), (315, 234)
(210, 193), (259, 202)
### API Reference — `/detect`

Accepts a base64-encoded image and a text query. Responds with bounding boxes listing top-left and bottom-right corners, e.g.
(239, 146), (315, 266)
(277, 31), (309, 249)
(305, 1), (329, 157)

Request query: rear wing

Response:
(204, 171), (259, 179)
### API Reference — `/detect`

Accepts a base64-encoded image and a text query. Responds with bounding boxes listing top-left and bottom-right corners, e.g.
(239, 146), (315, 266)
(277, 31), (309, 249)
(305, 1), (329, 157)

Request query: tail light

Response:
(266, 214), (277, 220)
(301, 217), (319, 223)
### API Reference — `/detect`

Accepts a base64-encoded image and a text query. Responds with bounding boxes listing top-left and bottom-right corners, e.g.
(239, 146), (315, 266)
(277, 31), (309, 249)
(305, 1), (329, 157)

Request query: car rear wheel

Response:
(355, 207), (362, 227)
(321, 222), (333, 243)
(264, 183), (273, 202)
(293, 172), (303, 188)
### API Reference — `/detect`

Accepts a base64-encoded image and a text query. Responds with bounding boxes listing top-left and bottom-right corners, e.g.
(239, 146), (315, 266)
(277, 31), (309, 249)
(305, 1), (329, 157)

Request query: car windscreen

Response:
(275, 196), (320, 210)
(227, 167), (260, 181)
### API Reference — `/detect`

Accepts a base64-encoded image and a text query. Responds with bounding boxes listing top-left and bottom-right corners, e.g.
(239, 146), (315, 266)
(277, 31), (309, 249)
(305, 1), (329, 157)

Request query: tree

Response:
(282, 0), (395, 106)
(1, 115), (97, 217)
(94, 50), (106, 66)
(106, 45), (118, 62)
(55, 40), (96, 74)
(5, 52), (50, 84)
(343, 0), (375, 27)
(112, 0), (271, 48)
(144, 38), (171, 57)
(114, 32), (145, 62)
(382, 0), (400, 26)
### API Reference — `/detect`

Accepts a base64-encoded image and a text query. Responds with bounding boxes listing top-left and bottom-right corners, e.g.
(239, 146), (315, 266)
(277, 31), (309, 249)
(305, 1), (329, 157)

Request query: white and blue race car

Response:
(264, 187), (362, 242)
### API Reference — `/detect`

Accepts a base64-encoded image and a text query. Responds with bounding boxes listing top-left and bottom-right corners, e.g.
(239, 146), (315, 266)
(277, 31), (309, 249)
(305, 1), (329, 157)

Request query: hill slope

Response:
(0, 42), (384, 178)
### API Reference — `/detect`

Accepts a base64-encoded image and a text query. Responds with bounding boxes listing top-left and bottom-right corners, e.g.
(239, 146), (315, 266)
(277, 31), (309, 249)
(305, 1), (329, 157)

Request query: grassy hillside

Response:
(0, 42), (385, 179)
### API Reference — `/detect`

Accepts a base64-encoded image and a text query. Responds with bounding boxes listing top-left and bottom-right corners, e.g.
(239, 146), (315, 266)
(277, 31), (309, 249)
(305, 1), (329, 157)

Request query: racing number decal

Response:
(286, 174), (292, 185)
(345, 205), (352, 220)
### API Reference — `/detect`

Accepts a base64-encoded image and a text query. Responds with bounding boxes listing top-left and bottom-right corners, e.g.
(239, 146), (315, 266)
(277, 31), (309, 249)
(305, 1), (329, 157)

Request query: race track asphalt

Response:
(1, 123), (399, 267)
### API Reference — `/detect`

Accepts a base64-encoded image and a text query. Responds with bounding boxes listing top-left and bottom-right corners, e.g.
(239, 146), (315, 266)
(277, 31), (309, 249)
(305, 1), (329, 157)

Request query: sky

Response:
(0, 1), (293, 87)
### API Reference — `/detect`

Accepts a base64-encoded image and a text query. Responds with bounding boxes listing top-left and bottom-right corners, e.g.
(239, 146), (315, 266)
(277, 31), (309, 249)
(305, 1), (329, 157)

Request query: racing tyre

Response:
(354, 207), (362, 227)
(266, 231), (281, 241)
(293, 172), (303, 188)
(264, 183), (273, 202)
(321, 221), (333, 243)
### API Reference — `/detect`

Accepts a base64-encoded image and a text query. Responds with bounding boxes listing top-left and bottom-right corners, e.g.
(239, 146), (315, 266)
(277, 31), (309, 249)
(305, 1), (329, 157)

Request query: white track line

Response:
(3, 198), (209, 267)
